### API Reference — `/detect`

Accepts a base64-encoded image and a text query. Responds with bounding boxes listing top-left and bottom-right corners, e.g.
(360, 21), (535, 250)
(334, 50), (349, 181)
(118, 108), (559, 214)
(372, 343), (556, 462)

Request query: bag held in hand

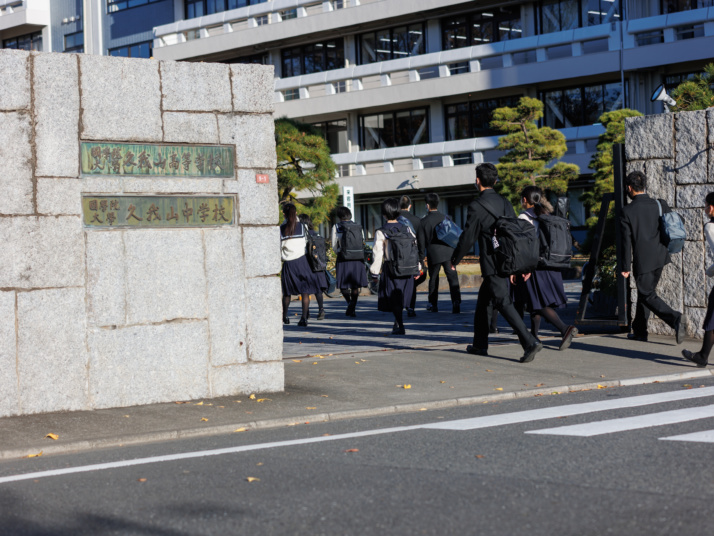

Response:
(537, 213), (573, 269)
(656, 199), (686, 254)
(383, 224), (420, 277)
(338, 221), (365, 261)
(434, 217), (463, 249)
(306, 231), (328, 272)
(477, 201), (539, 276)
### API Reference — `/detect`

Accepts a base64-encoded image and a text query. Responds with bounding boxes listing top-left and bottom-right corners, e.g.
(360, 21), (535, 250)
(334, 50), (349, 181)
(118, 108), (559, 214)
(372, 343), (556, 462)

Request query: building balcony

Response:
(0, 0), (50, 33)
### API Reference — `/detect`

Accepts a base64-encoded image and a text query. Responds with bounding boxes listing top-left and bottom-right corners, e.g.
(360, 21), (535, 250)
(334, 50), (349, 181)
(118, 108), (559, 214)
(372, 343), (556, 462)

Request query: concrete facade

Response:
(0, 49), (283, 418)
(625, 110), (714, 339)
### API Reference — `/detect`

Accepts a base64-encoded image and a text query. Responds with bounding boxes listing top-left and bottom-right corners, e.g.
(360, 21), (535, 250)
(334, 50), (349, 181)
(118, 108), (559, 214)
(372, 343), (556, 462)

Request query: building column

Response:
(82, 0), (103, 55)
(426, 19), (440, 53)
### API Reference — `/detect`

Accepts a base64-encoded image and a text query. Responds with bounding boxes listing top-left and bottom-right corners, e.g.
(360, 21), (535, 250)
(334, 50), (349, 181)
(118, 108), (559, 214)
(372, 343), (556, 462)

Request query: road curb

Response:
(2, 369), (713, 461)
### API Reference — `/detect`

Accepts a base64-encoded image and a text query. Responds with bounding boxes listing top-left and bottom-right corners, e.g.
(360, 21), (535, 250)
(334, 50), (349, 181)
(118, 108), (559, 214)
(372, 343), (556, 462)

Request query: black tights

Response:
(283, 294), (309, 320)
(700, 330), (714, 360)
(315, 291), (324, 311)
(392, 293), (404, 328)
(341, 288), (360, 304)
(531, 307), (567, 337)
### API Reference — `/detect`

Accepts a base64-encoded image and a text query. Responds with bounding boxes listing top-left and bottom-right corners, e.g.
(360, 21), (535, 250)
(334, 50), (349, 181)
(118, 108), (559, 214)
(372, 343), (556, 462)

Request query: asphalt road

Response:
(2, 379), (714, 536)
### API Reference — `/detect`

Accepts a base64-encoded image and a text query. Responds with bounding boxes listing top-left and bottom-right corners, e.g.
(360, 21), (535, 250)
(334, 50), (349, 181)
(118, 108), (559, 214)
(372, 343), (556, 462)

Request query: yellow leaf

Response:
(312, 362), (318, 365)
(234, 400), (242, 403)
(494, 388), (503, 391)
(306, 407), (316, 410)
(314, 355), (323, 358)
(246, 477), (260, 483)
(45, 433), (59, 440)
(419, 408), (427, 411)
(257, 462), (263, 466)
(440, 381), (446, 384)
(327, 354), (333, 356)
(138, 478), (147, 483)
(321, 395), (329, 398)
(26, 451), (43, 458)
(249, 394), (256, 399)
(486, 370), (493, 372)
(123, 415), (130, 418)
(218, 406), (225, 409)
(551, 391), (561, 395)
(256, 398), (271, 402)
(355, 361), (360, 364)
(475, 455), (485, 459)
(403, 384), (412, 389)
(597, 384), (606, 389)
(292, 359), (302, 363)
(536, 383), (545, 387)
(201, 418), (208, 422)
(344, 449), (359, 453)
(195, 401), (204, 406)
(234, 428), (247, 433)
(319, 356), (326, 359)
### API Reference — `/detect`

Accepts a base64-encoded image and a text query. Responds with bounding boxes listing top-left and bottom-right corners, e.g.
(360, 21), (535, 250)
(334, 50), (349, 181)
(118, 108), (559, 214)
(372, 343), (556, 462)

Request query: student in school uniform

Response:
(280, 203), (321, 327)
(370, 197), (421, 335)
(399, 195), (425, 317)
(510, 186), (578, 351)
(682, 192), (714, 367)
(299, 213), (327, 321)
(331, 206), (368, 316)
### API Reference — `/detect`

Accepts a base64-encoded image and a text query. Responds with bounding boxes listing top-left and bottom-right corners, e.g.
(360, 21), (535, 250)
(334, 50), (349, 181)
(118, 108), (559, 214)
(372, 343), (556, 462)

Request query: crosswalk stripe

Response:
(526, 404), (714, 436)
(660, 429), (714, 443)
(421, 386), (714, 431)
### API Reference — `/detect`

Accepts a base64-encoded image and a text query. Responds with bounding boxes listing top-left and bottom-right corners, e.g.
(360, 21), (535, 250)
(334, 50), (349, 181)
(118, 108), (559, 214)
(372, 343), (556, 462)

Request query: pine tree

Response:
(275, 117), (338, 224)
(490, 96), (579, 208)
(671, 63), (714, 112)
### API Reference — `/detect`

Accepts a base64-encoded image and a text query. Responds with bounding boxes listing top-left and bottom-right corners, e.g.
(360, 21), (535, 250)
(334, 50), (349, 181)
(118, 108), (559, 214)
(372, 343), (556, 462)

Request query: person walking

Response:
(452, 163), (542, 363)
(620, 170), (685, 344)
(280, 204), (321, 327)
(511, 186), (578, 351)
(681, 192), (714, 367)
(418, 193), (462, 313)
(298, 213), (327, 321)
(399, 195), (425, 317)
(331, 206), (368, 317)
(370, 198), (420, 335)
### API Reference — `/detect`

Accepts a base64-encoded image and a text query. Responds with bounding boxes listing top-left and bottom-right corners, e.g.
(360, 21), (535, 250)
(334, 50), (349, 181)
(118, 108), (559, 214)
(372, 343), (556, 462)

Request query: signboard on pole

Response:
(343, 186), (354, 215)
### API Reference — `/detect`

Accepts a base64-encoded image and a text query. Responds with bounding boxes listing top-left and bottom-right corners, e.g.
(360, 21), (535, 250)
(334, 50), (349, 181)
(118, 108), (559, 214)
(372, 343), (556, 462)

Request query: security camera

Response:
(651, 84), (677, 113)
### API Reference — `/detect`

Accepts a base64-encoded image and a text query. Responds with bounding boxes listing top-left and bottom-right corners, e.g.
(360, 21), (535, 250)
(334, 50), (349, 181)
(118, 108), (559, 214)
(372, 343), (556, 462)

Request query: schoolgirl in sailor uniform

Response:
(280, 203), (321, 327)
(331, 206), (368, 317)
(511, 186), (578, 351)
(298, 213), (328, 321)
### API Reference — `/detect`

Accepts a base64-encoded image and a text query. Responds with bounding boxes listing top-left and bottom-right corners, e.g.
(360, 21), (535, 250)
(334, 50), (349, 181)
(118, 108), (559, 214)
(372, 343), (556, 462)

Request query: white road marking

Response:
(660, 429), (714, 443)
(3, 387), (714, 484)
(526, 405), (714, 436)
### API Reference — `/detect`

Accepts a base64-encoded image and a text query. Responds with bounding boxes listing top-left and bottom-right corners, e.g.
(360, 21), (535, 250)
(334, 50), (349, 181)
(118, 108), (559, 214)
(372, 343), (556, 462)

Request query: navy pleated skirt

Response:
(336, 259), (367, 289)
(377, 264), (415, 312)
(513, 269), (566, 312)
(703, 286), (714, 331)
(281, 255), (323, 296)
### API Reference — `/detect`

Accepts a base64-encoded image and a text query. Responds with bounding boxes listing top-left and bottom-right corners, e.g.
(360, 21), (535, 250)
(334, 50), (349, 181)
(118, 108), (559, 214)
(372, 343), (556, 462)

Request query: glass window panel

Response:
(392, 26), (409, 57)
(375, 29), (391, 62)
(360, 33), (377, 64)
(560, 0), (579, 30)
(408, 24), (425, 55)
(410, 109), (428, 145)
(499, 18), (523, 41)
(562, 87), (582, 127)
(541, 1), (561, 34)
(395, 111), (412, 146)
(325, 40), (343, 70)
(603, 82), (624, 113)
(543, 90), (565, 128)
(472, 19), (493, 44)
(362, 114), (389, 150)
(442, 16), (468, 50)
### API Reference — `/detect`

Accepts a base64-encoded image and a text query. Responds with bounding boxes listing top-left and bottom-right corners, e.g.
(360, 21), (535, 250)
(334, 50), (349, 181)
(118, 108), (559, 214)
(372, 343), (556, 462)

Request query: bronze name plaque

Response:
(82, 196), (235, 228)
(80, 142), (234, 177)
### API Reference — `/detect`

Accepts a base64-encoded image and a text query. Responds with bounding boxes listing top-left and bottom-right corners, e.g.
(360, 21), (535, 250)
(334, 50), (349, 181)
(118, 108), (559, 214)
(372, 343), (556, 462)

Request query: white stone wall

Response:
(0, 50), (282, 417)
(625, 110), (714, 339)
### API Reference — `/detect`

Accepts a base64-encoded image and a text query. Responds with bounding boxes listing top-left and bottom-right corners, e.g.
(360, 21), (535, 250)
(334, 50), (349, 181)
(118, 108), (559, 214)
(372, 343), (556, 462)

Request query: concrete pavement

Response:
(1, 282), (711, 460)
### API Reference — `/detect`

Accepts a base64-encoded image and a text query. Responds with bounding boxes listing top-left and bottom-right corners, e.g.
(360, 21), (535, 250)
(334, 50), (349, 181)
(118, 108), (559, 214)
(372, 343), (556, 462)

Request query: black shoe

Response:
(489, 326), (499, 334)
(675, 315), (686, 345)
(426, 303), (438, 313)
(452, 303), (460, 314)
(627, 333), (648, 342)
(406, 308), (417, 318)
(559, 326), (578, 351)
(345, 303), (355, 316)
(283, 316), (290, 325)
(682, 349), (708, 368)
(520, 341), (543, 363)
(316, 308), (325, 320)
(465, 345), (488, 356)
(297, 317), (308, 327)
(391, 325), (406, 335)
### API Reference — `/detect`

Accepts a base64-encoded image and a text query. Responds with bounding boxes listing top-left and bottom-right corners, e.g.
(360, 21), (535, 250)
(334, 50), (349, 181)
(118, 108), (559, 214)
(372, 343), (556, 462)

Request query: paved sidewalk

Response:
(1, 283), (711, 460)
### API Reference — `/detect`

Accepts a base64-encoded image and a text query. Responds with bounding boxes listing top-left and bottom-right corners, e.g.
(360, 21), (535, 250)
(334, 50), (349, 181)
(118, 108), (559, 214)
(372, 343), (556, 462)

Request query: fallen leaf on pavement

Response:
(440, 381), (446, 384)
(26, 451), (43, 458)
(257, 462), (263, 466)
(494, 388), (503, 391)
(174, 401), (188, 404)
(419, 408), (427, 411)
(256, 398), (271, 402)
(312, 362), (318, 365)
(597, 385), (606, 389)
(218, 406), (224, 409)
(124, 415), (130, 418)
(321, 395), (329, 398)
(137, 478), (147, 483)
(306, 407), (316, 410)
(201, 418), (208, 422)
(195, 401), (204, 406)
(536, 383), (545, 387)
(486, 370), (493, 372)
(246, 477), (260, 483)
(292, 360), (302, 363)
(327, 354), (333, 356)
(403, 384), (412, 389)
(355, 361), (361, 364)
(344, 449), (359, 453)
(249, 394), (256, 399)
(45, 433), (59, 441)
(600, 375), (606, 378)
(234, 428), (247, 433)
(551, 391), (561, 395)
(475, 455), (485, 459)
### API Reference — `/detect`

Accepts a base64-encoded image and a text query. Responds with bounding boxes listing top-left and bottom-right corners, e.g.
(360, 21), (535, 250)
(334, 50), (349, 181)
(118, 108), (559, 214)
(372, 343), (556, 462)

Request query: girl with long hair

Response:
(298, 213), (327, 321)
(331, 206), (368, 317)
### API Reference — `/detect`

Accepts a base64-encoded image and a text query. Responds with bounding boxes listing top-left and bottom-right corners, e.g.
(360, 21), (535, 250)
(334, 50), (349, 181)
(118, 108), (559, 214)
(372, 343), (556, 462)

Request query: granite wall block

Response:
(243, 226), (281, 278)
(161, 61), (232, 112)
(218, 113), (277, 169)
(230, 64), (275, 113)
(37, 178), (82, 215)
(233, 169), (280, 225)
(0, 291), (18, 418)
(0, 50), (30, 111)
(86, 230), (127, 327)
(245, 277), (283, 362)
(683, 240), (706, 307)
(163, 112), (219, 144)
(674, 110), (707, 185)
(625, 115), (674, 160)
(0, 111), (33, 214)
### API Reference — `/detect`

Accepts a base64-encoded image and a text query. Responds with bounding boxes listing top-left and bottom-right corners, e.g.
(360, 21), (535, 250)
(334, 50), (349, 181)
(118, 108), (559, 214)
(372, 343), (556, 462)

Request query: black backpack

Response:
(477, 200), (539, 276)
(536, 213), (573, 269)
(338, 221), (365, 261)
(383, 224), (420, 277)
(306, 230), (328, 272)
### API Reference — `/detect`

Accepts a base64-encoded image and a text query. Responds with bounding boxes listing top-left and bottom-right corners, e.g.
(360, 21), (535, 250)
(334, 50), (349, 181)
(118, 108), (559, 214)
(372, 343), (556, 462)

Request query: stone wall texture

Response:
(625, 111), (714, 338)
(0, 50), (282, 418)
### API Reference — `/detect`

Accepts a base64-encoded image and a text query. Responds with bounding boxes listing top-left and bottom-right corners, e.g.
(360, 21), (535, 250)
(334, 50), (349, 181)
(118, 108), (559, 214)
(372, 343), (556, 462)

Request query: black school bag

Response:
(477, 200), (539, 276)
(306, 230), (328, 272)
(383, 224), (420, 277)
(537, 213), (573, 269)
(338, 221), (365, 261)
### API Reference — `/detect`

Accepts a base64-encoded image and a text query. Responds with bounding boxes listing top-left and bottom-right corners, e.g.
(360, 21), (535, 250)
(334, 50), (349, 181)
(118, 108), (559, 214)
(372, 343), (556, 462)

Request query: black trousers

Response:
(409, 271), (427, 310)
(474, 275), (536, 351)
(428, 260), (461, 306)
(632, 267), (681, 336)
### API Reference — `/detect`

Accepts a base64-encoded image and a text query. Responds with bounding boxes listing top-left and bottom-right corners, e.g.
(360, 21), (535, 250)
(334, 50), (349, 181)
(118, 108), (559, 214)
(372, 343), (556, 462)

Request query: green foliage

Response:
(671, 63), (714, 112)
(275, 117), (338, 224)
(490, 97), (579, 208)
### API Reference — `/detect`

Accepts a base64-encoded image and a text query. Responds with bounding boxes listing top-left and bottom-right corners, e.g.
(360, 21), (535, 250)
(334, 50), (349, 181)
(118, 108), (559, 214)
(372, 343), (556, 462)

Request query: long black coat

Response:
(452, 189), (516, 277)
(399, 209), (424, 258)
(418, 210), (456, 265)
(620, 193), (671, 276)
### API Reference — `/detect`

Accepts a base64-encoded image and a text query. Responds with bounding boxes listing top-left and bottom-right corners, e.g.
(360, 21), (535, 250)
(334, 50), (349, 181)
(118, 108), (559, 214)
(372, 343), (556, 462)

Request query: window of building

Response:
(281, 39), (344, 77)
(185, 0), (268, 19)
(226, 52), (269, 65)
(3, 31), (42, 51)
(445, 96), (521, 141)
(442, 7), (521, 50)
(661, 0), (713, 13)
(541, 81), (625, 129)
(665, 70), (700, 87)
(280, 8), (297, 20)
(108, 41), (152, 58)
(64, 31), (84, 53)
(360, 107), (429, 150)
(311, 120), (348, 154)
(358, 23), (425, 64)
(539, 0), (621, 34)
(108, 0), (164, 13)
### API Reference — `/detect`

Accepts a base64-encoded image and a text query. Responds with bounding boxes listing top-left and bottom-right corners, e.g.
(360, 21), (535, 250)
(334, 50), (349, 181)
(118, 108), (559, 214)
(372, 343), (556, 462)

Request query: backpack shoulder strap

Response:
(476, 199), (499, 220)
(656, 199), (663, 217)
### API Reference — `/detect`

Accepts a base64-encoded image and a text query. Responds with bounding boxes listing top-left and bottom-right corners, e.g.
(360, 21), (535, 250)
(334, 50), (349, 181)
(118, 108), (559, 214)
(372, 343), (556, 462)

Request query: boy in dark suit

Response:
(452, 163), (542, 363)
(399, 195), (425, 317)
(620, 170), (685, 343)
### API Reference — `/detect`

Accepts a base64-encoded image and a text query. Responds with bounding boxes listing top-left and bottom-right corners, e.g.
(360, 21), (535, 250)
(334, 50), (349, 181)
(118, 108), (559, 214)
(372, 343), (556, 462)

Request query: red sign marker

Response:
(256, 174), (269, 184)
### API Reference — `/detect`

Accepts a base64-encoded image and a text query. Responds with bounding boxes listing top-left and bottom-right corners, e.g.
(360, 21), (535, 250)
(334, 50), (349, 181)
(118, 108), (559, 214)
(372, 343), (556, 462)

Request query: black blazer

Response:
(620, 193), (671, 276)
(452, 189), (516, 277)
(418, 210), (455, 265)
(399, 209), (424, 258)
